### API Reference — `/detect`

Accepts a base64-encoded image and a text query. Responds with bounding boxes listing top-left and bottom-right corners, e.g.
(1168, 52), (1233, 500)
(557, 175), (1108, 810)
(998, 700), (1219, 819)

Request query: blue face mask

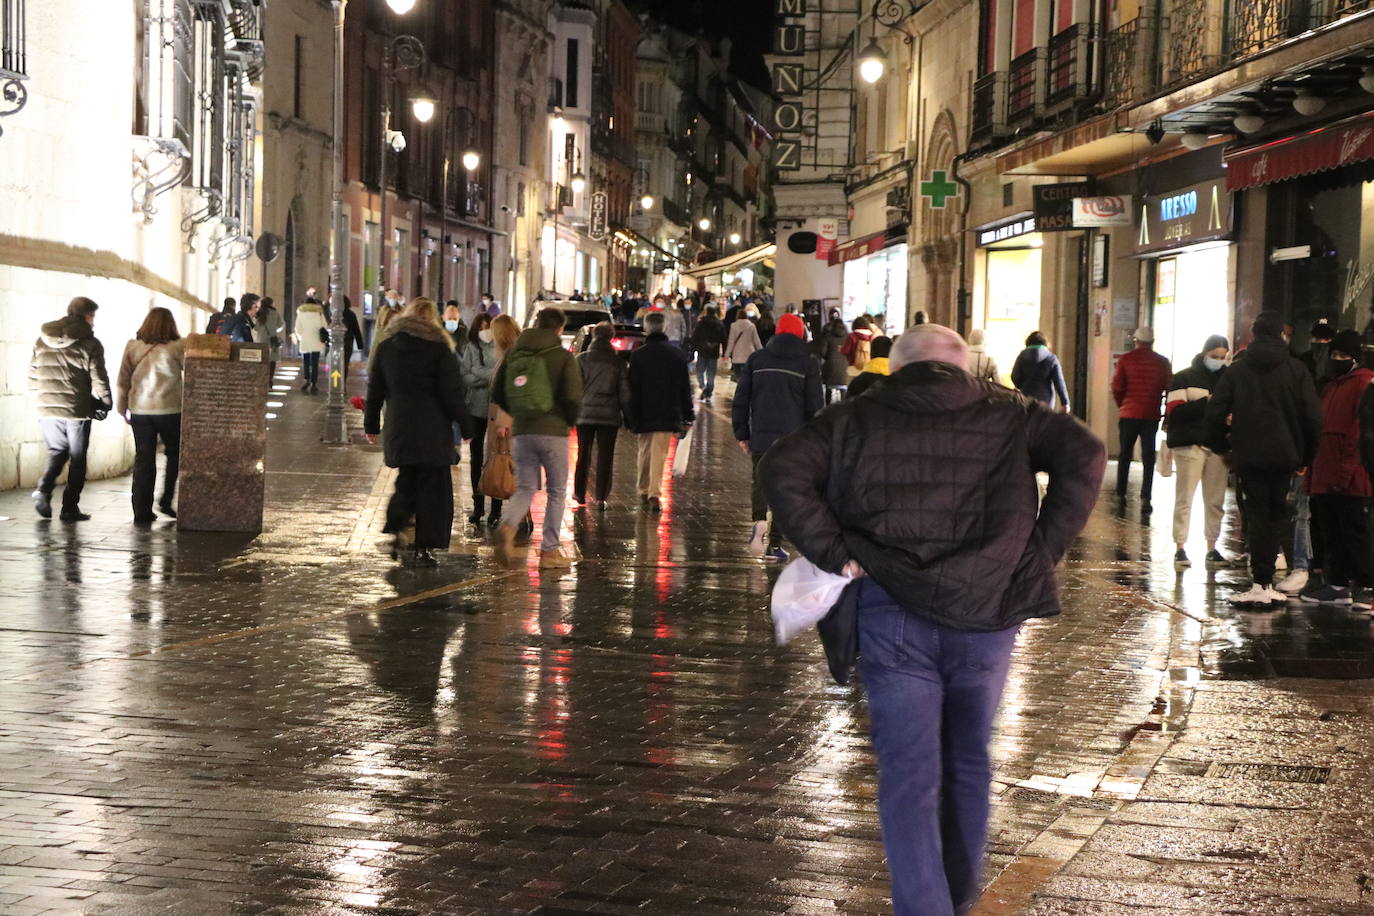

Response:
(444, 320), (459, 332)
(1203, 356), (1226, 372)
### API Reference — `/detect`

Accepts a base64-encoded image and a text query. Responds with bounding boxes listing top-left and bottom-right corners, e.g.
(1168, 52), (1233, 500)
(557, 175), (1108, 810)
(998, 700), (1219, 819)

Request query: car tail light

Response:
(612, 337), (629, 350)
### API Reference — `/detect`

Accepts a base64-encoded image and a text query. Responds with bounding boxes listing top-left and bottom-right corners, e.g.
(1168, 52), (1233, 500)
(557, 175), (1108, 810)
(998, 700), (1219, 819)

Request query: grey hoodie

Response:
(29, 316), (111, 419)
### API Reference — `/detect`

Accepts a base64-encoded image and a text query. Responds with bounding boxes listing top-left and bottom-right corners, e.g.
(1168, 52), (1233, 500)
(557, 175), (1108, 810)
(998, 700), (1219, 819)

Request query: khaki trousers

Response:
(637, 432), (674, 498)
(1172, 445), (1228, 546)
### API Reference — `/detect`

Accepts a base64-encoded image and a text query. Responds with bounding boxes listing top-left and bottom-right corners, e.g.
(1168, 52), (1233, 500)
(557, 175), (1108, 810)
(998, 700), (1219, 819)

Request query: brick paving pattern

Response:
(1, 362), (1373, 913)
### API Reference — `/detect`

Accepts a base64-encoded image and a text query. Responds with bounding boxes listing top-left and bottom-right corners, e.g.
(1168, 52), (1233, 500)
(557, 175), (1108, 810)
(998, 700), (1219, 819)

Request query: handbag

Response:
(479, 435), (516, 500)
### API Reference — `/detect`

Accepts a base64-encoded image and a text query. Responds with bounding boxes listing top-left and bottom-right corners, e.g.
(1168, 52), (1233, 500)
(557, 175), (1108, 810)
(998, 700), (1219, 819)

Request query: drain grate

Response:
(1204, 762), (1330, 784)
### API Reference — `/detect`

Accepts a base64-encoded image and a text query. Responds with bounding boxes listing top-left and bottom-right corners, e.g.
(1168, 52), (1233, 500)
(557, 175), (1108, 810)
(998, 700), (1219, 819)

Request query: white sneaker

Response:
(1276, 569), (1309, 594)
(1229, 584), (1274, 608)
(1264, 586), (1288, 605)
(747, 521), (768, 556)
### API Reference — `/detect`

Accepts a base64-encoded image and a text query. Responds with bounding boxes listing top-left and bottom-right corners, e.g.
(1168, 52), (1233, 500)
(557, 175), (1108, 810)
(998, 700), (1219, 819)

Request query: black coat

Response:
(690, 315), (727, 360)
(1205, 335), (1322, 472)
(364, 317), (475, 468)
(733, 332), (824, 456)
(577, 338), (630, 427)
(627, 333), (694, 433)
(1164, 354), (1224, 449)
(1360, 384), (1374, 479)
(761, 362), (1106, 632)
(819, 321), (850, 387)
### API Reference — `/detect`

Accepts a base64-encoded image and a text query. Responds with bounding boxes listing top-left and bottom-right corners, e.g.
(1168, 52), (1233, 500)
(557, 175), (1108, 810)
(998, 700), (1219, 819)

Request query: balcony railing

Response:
(662, 196), (690, 228)
(971, 71), (1008, 144)
(1104, 16), (1159, 109)
(1008, 48), (1045, 124)
(1229, 0), (1307, 57)
(2, 0), (25, 78)
(1047, 24), (1089, 106)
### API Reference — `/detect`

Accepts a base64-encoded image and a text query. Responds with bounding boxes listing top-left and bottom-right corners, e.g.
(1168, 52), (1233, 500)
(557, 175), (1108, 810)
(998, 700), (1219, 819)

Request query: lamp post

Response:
(323, 0), (421, 443)
(435, 103), (481, 304)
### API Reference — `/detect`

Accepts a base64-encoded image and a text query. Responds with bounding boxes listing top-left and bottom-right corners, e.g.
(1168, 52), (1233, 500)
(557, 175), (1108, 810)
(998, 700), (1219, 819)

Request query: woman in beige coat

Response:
(116, 307), (186, 524)
(483, 314), (520, 527)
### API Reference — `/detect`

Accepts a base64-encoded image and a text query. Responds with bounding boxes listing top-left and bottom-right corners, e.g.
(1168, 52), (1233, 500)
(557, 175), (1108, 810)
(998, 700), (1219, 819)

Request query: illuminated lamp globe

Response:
(641, 194), (655, 209)
(1233, 113), (1264, 134)
(410, 94), (437, 124)
(570, 170), (587, 194)
(1360, 67), (1374, 94)
(729, 231), (742, 244)
(386, 0), (417, 14)
(1180, 131), (1209, 151)
(461, 148), (481, 171)
(1293, 90), (1326, 116)
(857, 38), (887, 84)
(697, 217), (711, 231)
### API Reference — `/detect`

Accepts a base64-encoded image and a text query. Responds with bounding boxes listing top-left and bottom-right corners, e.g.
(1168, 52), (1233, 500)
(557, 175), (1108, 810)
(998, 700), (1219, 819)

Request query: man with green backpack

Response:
(491, 307), (584, 569)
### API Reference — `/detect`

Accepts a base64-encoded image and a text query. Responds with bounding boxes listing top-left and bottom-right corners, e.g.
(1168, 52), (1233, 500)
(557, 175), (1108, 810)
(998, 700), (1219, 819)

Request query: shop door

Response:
(984, 248), (1043, 383)
(1152, 246), (1231, 370)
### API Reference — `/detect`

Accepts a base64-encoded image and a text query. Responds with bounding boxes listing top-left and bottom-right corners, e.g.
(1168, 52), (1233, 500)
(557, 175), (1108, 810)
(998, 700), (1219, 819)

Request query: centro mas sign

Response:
(770, 0), (807, 171)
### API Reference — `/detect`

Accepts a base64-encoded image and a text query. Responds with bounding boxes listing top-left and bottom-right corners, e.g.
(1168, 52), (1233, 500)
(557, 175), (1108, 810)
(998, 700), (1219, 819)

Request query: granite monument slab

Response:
(178, 342), (269, 533)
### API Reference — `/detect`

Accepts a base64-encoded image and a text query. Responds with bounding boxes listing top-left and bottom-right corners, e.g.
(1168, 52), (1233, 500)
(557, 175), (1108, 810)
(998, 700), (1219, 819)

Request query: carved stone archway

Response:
(919, 112), (960, 325)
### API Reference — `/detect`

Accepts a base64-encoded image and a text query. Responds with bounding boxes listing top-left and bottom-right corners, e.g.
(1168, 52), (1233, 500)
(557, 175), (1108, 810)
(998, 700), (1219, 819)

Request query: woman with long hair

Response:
(484, 314), (521, 529)
(116, 307), (186, 524)
(363, 297), (475, 567)
(458, 312), (501, 526)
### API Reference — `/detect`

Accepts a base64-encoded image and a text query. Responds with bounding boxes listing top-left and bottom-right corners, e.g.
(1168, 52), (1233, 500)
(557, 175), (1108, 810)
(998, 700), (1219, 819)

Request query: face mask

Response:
(444, 320), (460, 332)
(386, 298), (397, 307)
(1203, 356), (1226, 372)
(1329, 357), (1355, 377)
(478, 329), (494, 343)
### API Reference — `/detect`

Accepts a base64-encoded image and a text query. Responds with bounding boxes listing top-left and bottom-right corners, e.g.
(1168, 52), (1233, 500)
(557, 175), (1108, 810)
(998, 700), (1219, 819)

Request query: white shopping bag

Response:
(1158, 441), (1173, 478)
(770, 557), (853, 645)
(672, 427), (693, 477)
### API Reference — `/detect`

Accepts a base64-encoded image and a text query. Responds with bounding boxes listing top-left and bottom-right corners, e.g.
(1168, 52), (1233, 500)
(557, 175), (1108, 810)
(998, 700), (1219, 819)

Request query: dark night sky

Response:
(628, 0), (773, 90)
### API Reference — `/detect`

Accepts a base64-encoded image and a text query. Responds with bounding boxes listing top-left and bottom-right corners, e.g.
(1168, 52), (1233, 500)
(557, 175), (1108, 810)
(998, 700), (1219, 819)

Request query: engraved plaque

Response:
(178, 356), (269, 533)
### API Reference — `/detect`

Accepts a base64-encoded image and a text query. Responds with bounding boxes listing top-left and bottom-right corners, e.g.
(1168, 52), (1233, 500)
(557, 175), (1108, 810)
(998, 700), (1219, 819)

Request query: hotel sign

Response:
(770, 0), (807, 171)
(588, 191), (608, 241)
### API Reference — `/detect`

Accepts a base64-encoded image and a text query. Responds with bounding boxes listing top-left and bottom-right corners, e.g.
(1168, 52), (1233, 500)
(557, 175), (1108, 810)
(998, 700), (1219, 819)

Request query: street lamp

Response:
(858, 38), (887, 83)
(570, 170), (587, 194)
(640, 194), (654, 210)
(410, 93), (437, 124)
(462, 148), (481, 171)
(729, 231), (741, 245)
(387, 0), (416, 11)
(698, 217), (711, 231)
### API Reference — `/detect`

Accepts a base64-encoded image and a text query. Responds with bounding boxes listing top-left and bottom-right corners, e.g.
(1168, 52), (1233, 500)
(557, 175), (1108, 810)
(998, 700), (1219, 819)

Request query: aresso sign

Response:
(1135, 179), (1232, 254)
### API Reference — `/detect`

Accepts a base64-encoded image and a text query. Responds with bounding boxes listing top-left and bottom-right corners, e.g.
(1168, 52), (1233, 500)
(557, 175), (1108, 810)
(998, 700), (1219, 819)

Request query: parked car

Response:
(525, 300), (613, 351)
(607, 323), (645, 359)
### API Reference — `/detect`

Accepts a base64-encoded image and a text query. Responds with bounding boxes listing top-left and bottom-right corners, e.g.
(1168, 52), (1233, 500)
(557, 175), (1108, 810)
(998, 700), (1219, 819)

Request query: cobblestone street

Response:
(3, 366), (1374, 914)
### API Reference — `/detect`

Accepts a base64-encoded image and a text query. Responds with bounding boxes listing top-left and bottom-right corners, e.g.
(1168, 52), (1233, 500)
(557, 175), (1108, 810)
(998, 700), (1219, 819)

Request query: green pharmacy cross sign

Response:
(921, 170), (959, 209)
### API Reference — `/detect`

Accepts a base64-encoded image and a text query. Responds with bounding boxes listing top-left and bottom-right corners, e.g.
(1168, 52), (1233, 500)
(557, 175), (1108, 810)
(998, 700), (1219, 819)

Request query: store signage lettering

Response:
(1225, 113), (1374, 190)
(977, 217), (1035, 246)
(1072, 196), (1131, 227)
(588, 191), (608, 241)
(816, 218), (838, 261)
(1032, 180), (1093, 231)
(1136, 180), (1230, 254)
(770, 0), (809, 171)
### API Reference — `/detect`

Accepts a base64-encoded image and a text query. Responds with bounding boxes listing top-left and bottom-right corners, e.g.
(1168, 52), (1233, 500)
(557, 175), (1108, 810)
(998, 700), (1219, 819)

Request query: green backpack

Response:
(504, 346), (561, 419)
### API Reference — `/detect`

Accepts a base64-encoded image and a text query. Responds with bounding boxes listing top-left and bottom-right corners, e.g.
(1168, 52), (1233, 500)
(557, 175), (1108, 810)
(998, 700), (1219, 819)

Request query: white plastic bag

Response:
(672, 427), (693, 477)
(1158, 441), (1173, 478)
(771, 557), (853, 645)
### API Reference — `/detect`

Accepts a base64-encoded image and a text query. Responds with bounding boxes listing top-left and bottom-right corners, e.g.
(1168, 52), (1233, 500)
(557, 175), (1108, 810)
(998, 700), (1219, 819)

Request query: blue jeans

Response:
(858, 589), (1019, 916)
(695, 356), (717, 399)
(504, 434), (569, 552)
(1291, 476), (1311, 571)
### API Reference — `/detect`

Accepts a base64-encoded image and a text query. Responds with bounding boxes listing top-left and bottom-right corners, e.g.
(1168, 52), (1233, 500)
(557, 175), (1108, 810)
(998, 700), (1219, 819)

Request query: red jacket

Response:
(1112, 347), (1172, 420)
(1309, 367), (1374, 496)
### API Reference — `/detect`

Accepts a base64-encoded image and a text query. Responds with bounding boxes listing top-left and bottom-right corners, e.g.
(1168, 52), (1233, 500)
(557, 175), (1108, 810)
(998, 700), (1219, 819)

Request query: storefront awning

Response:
(827, 225), (906, 266)
(1225, 110), (1374, 191)
(682, 242), (776, 279)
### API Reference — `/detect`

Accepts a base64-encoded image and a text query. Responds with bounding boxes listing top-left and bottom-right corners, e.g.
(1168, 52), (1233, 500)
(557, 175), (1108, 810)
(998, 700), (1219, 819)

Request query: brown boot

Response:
(493, 524), (519, 567)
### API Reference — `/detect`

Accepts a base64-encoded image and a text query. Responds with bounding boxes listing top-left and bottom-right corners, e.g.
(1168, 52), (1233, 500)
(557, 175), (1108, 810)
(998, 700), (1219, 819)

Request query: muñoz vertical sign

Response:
(771, 0), (805, 171)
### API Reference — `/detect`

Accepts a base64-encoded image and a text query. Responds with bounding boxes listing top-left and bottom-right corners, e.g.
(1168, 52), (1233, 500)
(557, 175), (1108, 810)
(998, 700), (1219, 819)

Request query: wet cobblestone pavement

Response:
(4, 363), (1374, 914)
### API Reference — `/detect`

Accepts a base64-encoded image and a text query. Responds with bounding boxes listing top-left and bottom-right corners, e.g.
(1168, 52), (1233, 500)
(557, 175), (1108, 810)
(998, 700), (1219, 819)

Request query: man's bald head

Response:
(889, 324), (968, 372)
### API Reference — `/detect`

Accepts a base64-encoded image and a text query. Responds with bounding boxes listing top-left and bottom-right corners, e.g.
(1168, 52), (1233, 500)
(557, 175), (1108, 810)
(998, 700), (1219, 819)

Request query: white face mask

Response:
(444, 319), (460, 332)
(478, 329), (494, 343)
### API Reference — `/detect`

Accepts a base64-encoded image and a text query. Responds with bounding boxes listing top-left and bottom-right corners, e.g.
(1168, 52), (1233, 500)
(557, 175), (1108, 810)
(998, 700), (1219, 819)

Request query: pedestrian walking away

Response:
(965, 328), (999, 384)
(844, 337), (892, 400)
(628, 311), (694, 514)
(255, 296), (285, 376)
(1011, 330), (1070, 412)
(762, 323), (1105, 916)
(726, 305), (763, 380)
(1206, 310), (1323, 607)
(223, 294), (259, 343)
(840, 316), (875, 373)
(733, 312), (822, 560)
(116, 307), (186, 525)
(28, 296), (113, 522)
(491, 307), (584, 569)
(1111, 326), (1173, 512)
(458, 314), (502, 526)
(1165, 334), (1230, 568)
(482, 314), (521, 529)
(339, 296), (365, 378)
(575, 322), (631, 508)
(293, 299), (328, 393)
(363, 298), (476, 568)
(206, 297), (235, 335)
(819, 310), (851, 403)
(689, 305), (727, 400)
(1304, 330), (1374, 608)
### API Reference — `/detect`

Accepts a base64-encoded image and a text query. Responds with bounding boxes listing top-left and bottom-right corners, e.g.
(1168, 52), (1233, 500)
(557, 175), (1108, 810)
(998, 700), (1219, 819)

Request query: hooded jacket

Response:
(1164, 353), (1224, 448)
(577, 338), (631, 427)
(1205, 335), (1322, 472)
(762, 362), (1106, 631)
(491, 327), (583, 437)
(1309, 365), (1374, 496)
(628, 332), (694, 433)
(364, 316), (474, 468)
(116, 338), (187, 416)
(29, 316), (112, 419)
(843, 357), (891, 400)
(1111, 346), (1173, 420)
(819, 321), (850, 387)
(726, 317), (762, 365)
(733, 331), (823, 456)
(294, 302), (327, 355)
(1011, 346), (1069, 408)
(690, 314), (727, 360)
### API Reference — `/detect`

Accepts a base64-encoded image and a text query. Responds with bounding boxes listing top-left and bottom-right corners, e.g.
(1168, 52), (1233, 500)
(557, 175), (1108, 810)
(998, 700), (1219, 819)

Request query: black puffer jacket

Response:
(628, 333), (694, 433)
(29, 316), (112, 419)
(577, 338), (630, 427)
(1164, 354), (1224, 448)
(364, 317), (474, 468)
(762, 362), (1106, 632)
(733, 332), (824, 456)
(690, 315), (727, 360)
(1205, 335), (1322, 471)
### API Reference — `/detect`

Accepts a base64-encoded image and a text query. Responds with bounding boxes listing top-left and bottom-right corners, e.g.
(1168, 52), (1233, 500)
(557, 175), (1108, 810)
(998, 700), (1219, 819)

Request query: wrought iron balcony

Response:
(1007, 48), (1045, 124)
(662, 196), (690, 228)
(1047, 24), (1089, 107)
(1104, 15), (1160, 108)
(1162, 0), (1222, 87)
(971, 71), (1008, 144)
(0, 0), (27, 137)
(1229, 0), (1308, 58)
